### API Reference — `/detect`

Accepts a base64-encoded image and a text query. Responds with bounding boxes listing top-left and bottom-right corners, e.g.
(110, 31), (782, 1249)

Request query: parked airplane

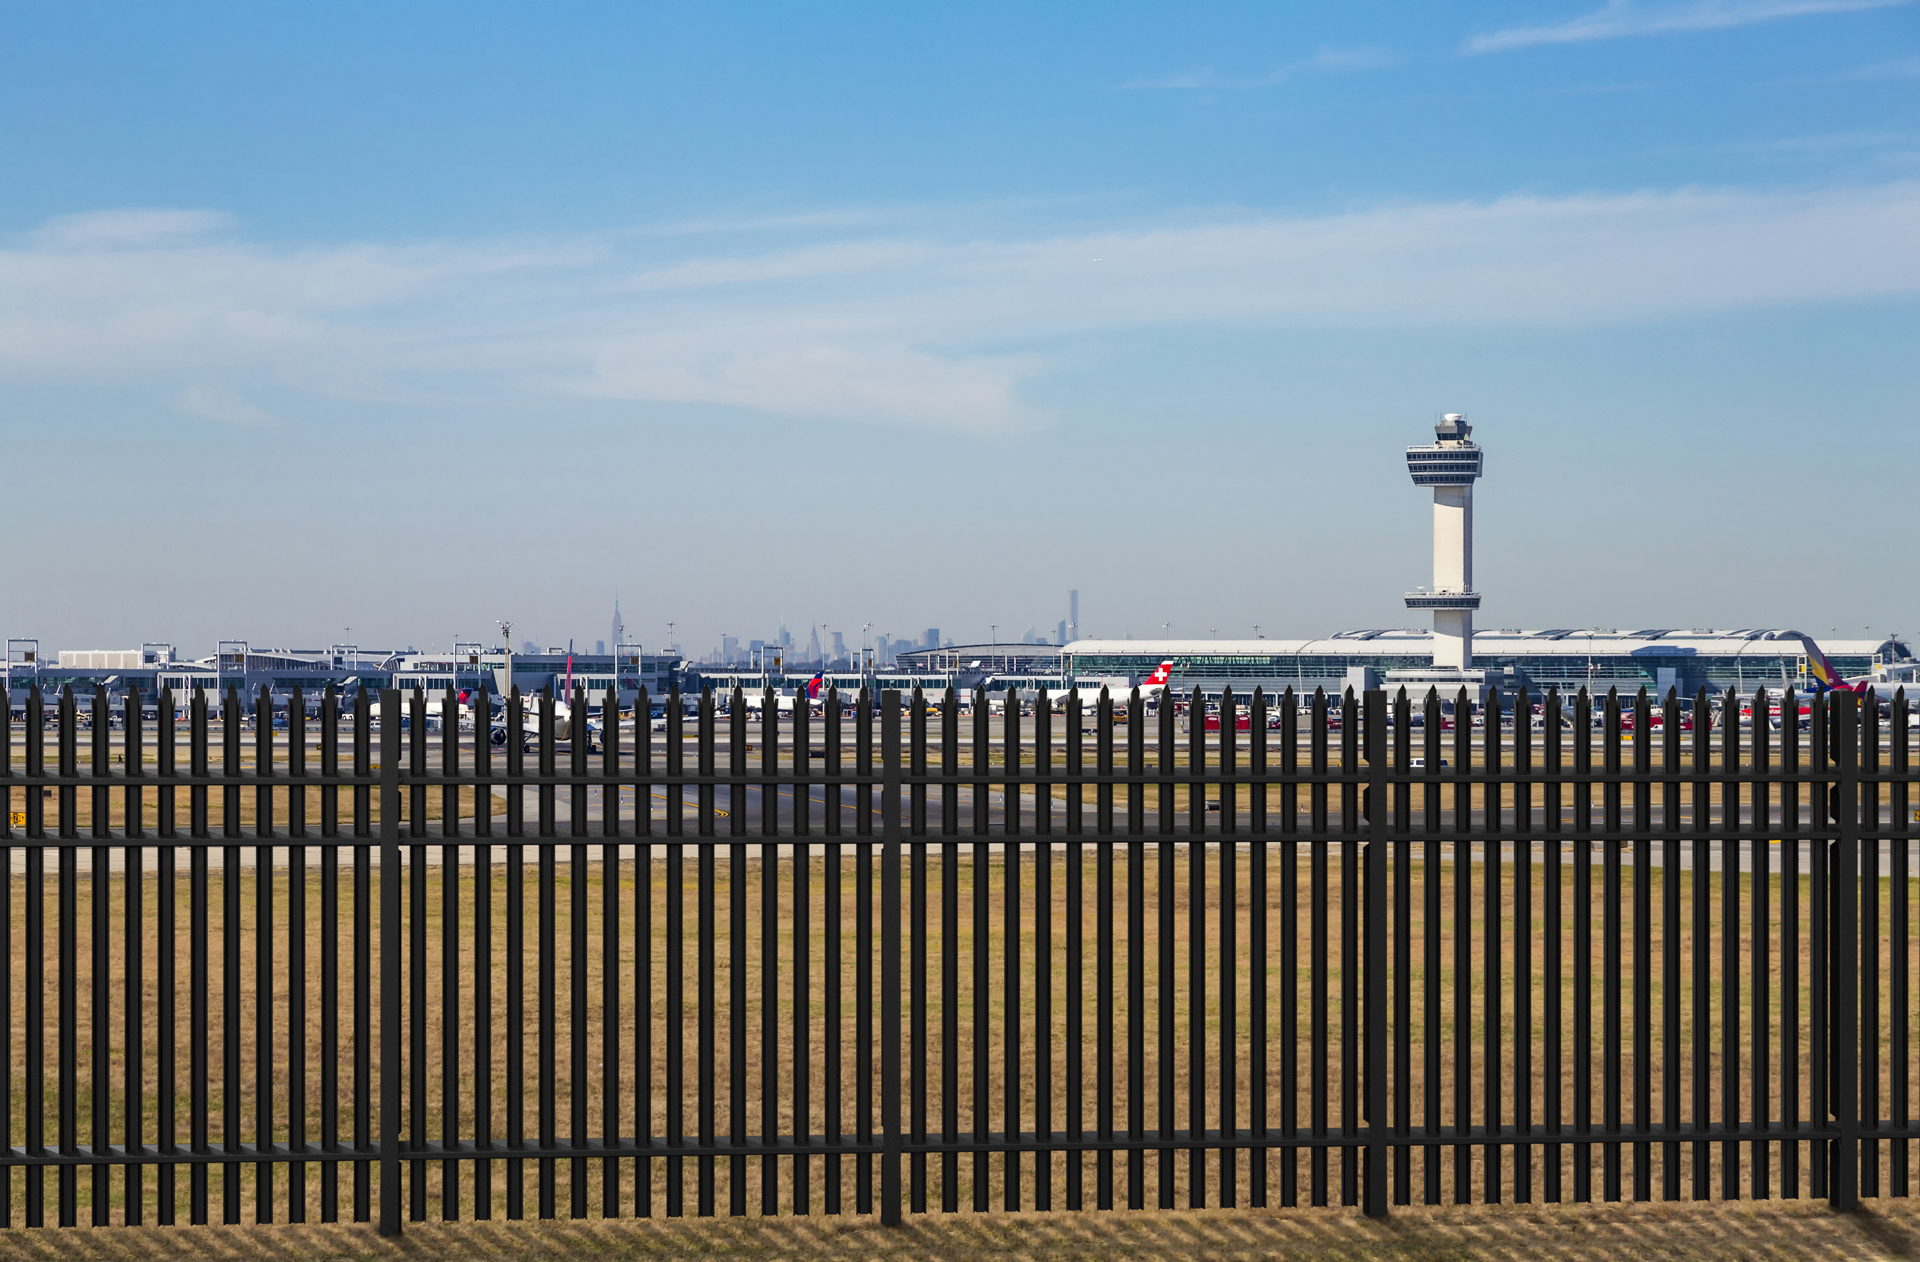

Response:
(483, 651), (610, 750)
(490, 695), (611, 751)
(366, 685), (471, 727)
(1800, 634), (1878, 696)
(739, 672), (827, 715)
(1137, 660), (1177, 703)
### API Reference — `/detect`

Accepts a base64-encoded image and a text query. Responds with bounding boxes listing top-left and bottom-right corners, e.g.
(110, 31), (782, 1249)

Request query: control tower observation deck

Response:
(1404, 413), (1484, 670)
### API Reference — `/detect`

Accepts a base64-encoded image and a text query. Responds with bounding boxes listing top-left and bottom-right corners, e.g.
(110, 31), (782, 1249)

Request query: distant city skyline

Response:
(2, 3), (1915, 652)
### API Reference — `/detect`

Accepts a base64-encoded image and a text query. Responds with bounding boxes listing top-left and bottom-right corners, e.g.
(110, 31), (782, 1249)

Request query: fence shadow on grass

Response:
(3, 1201), (1919, 1262)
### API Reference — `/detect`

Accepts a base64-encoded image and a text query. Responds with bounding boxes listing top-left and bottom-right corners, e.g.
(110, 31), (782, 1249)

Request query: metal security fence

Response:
(0, 681), (1916, 1233)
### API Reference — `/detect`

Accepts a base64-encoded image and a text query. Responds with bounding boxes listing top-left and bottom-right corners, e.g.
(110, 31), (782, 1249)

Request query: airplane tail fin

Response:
(1798, 634), (1858, 694)
(1144, 661), (1175, 687)
(806, 671), (824, 700)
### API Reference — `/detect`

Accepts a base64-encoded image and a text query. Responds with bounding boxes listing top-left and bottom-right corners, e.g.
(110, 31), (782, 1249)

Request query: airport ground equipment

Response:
(1, 679), (1915, 1231)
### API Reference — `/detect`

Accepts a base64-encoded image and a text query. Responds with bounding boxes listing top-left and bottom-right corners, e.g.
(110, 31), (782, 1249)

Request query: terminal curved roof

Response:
(1064, 630), (1908, 660)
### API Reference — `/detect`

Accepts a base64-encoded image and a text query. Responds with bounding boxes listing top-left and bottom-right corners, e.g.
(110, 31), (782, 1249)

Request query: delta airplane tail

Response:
(805, 671), (825, 700)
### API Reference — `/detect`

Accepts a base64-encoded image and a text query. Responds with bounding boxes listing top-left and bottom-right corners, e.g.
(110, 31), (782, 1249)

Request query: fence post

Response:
(1362, 690), (1389, 1217)
(1830, 690), (1859, 1210)
(378, 690), (403, 1236)
(880, 690), (904, 1224)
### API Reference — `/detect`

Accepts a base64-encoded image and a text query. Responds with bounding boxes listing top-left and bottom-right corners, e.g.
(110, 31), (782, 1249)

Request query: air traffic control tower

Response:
(1404, 413), (1484, 671)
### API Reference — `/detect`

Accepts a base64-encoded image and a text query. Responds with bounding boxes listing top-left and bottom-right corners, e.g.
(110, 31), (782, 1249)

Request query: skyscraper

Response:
(610, 597), (624, 652)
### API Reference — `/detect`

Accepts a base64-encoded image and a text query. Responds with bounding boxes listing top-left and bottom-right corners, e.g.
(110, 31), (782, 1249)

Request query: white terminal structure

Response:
(1404, 413), (1484, 673)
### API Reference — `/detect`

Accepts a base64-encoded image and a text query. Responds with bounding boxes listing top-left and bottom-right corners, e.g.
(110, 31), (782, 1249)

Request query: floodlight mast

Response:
(1403, 413), (1485, 670)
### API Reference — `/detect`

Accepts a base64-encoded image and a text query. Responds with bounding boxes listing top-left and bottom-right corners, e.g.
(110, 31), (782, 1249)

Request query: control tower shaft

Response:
(1403, 414), (1484, 670)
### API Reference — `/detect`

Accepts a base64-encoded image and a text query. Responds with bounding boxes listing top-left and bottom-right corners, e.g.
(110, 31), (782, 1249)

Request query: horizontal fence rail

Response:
(0, 681), (1915, 1231)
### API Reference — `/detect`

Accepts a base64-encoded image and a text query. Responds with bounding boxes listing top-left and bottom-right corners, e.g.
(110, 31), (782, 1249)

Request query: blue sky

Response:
(3, 1), (1916, 657)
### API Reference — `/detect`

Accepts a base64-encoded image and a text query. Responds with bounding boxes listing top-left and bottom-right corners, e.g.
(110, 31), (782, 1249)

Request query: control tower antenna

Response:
(1404, 413), (1484, 670)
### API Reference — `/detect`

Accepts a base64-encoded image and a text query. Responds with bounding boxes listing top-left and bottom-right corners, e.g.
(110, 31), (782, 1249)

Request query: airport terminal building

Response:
(6, 643), (384, 709)
(1057, 629), (1909, 703)
(389, 649), (681, 705)
(7, 643), (685, 712)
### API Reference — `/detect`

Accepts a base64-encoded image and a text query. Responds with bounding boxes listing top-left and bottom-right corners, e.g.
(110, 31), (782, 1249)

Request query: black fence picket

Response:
(0, 680), (1914, 1230)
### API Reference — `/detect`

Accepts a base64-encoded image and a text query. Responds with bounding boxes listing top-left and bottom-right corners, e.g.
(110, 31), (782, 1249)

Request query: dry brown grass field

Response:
(3, 843), (1915, 1228)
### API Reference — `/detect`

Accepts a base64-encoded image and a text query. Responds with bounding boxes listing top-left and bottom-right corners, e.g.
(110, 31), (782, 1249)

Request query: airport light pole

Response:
(497, 620), (513, 696)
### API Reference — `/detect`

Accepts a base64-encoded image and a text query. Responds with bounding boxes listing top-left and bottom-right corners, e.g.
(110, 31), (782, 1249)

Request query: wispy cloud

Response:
(32, 208), (235, 250)
(1731, 130), (1908, 154)
(174, 383), (284, 427)
(1768, 53), (1920, 84)
(626, 239), (941, 290)
(1124, 47), (1396, 90)
(1830, 54), (1920, 79)
(4, 183), (1920, 433)
(1463, 0), (1906, 55)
